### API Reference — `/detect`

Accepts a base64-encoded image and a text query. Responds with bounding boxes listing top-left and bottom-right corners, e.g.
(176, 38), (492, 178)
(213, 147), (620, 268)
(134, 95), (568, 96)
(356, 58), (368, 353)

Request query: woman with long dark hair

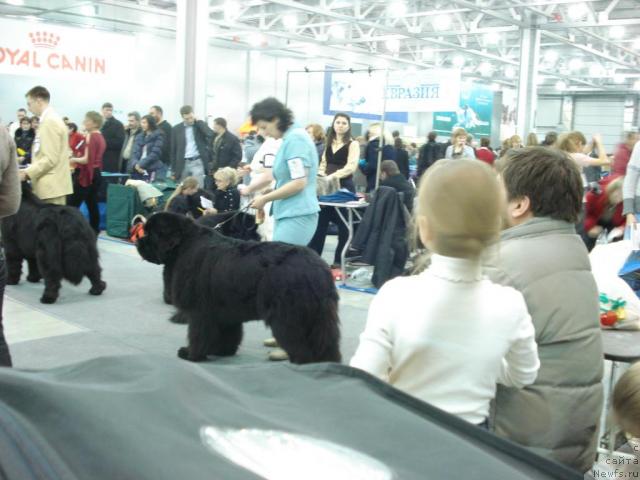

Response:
(308, 113), (360, 267)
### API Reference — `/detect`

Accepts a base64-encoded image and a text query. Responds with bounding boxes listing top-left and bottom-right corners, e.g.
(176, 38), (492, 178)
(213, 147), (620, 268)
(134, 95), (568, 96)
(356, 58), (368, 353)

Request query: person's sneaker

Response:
(263, 337), (278, 348)
(268, 348), (289, 361)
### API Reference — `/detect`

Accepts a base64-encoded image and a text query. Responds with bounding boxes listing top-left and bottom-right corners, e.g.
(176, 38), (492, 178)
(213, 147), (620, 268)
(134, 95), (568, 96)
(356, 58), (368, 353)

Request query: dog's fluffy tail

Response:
(262, 253), (342, 364)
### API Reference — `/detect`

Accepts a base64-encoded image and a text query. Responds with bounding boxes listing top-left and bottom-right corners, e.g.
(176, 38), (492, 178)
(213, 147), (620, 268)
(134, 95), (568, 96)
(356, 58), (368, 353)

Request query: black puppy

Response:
(1, 183), (106, 304)
(137, 212), (341, 364)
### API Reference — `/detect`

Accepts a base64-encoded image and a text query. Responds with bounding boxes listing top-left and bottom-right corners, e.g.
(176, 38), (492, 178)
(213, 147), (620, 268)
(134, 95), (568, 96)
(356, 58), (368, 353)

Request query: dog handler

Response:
(248, 98), (319, 246)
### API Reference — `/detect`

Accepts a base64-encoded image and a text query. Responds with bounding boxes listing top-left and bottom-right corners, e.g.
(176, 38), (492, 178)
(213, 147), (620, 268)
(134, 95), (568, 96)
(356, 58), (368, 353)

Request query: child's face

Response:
(215, 177), (230, 190)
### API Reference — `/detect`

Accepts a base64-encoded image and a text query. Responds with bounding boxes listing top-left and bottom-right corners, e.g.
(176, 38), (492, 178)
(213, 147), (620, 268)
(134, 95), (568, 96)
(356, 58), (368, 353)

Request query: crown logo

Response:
(28, 32), (60, 49)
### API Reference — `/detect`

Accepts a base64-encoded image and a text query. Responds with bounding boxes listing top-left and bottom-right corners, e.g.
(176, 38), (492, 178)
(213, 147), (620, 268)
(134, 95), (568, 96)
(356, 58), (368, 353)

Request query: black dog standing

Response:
(137, 212), (341, 364)
(1, 183), (106, 304)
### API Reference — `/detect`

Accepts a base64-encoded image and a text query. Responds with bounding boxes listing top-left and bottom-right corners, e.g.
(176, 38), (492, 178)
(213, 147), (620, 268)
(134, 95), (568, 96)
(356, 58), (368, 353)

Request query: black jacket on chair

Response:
(211, 131), (242, 171)
(352, 186), (409, 289)
(381, 174), (415, 213)
(171, 121), (215, 179)
(100, 117), (125, 173)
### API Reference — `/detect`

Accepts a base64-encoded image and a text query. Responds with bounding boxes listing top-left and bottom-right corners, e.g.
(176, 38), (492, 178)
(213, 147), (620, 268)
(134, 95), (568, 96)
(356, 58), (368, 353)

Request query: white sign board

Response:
(385, 69), (461, 112)
(0, 18), (134, 79)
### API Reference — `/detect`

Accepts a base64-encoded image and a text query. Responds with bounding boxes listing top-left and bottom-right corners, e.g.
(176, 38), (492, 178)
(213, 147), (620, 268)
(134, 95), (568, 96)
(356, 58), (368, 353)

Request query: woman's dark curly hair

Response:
(250, 97), (294, 133)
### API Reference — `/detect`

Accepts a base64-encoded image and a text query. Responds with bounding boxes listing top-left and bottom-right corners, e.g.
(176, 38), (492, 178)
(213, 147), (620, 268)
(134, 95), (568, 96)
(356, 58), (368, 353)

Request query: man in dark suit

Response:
(380, 160), (415, 213)
(170, 105), (214, 187)
(417, 131), (446, 181)
(100, 102), (125, 173)
(211, 117), (242, 172)
(150, 105), (172, 168)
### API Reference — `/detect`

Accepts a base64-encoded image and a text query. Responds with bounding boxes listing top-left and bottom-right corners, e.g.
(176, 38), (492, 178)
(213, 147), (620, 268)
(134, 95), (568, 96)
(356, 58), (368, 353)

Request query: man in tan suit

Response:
(19, 86), (73, 205)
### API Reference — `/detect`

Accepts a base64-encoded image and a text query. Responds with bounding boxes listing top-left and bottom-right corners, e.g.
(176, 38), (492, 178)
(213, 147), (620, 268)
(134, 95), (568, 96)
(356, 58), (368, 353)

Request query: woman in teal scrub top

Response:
(249, 98), (319, 246)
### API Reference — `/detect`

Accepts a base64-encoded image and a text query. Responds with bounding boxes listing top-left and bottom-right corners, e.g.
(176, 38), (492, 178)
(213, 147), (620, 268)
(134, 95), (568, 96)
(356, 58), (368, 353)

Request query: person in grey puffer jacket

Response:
(622, 140), (640, 223)
(484, 147), (603, 473)
(0, 127), (21, 366)
(128, 114), (166, 181)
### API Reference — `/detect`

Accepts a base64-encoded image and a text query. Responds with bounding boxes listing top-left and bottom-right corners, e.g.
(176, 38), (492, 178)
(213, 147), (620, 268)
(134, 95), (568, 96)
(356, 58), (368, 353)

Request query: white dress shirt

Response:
(350, 254), (540, 424)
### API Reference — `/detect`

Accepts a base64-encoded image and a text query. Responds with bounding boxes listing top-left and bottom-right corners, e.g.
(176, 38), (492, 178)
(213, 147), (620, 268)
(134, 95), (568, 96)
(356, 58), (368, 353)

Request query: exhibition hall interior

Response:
(0, 0), (640, 478)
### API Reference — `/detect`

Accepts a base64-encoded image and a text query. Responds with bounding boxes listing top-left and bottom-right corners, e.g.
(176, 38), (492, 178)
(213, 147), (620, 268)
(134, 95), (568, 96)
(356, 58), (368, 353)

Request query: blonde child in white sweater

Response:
(350, 159), (540, 427)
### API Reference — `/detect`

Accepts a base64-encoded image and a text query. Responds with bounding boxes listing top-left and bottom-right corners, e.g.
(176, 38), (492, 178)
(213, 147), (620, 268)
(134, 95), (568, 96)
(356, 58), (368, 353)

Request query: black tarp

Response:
(0, 356), (580, 479)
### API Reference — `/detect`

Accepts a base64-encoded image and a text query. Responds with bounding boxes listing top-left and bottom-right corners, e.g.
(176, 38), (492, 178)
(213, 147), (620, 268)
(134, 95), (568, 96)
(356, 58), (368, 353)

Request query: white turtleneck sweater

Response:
(350, 254), (540, 425)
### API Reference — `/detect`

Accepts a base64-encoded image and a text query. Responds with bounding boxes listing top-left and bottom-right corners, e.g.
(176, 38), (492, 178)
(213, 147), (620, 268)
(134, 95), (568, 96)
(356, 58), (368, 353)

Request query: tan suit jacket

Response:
(25, 108), (73, 200)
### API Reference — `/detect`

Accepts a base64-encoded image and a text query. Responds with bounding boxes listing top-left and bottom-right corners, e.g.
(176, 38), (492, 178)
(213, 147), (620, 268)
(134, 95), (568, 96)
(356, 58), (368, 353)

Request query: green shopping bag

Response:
(106, 184), (146, 238)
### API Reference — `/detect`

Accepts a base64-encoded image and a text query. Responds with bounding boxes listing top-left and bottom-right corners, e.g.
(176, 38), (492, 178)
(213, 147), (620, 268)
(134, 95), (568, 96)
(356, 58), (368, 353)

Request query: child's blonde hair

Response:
(214, 167), (239, 187)
(165, 176), (199, 211)
(416, 158), (503, 259)
(613, 363), (640, 437)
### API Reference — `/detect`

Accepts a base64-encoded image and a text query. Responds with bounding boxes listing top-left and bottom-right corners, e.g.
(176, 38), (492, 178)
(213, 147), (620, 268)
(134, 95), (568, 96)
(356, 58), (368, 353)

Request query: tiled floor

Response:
(4, 235), (374, 370)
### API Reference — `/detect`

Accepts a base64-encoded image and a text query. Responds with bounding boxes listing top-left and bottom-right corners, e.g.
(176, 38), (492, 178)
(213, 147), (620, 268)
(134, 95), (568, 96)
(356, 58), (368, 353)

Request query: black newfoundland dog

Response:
(1, 183), (106, 304)
(136, 212), (341, 364)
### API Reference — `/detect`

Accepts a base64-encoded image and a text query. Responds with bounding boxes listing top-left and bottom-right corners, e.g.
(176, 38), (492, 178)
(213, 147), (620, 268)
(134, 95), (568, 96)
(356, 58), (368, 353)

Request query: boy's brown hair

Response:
(497, 146), (583, 223)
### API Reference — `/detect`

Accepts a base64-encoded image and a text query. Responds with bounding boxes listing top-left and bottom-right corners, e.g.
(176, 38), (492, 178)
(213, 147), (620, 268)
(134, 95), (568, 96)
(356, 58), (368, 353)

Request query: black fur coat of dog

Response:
(1, 183), (106, 303)
(136, 212), (341, 364)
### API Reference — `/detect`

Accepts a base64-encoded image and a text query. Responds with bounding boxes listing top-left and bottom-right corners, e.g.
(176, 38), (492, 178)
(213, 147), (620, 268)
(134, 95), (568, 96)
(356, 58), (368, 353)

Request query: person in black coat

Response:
(14, 117), (35, 165)
(100, 102), (125, 173)
(417, 131), (444, 180)
(150, 105), (172, 168)
(129, 115), (166, 180)
(393, 137), (410, 179)
(360, 124), (396, 192)
(171, 105), (214, 185)
(211, 117), (242, 172)
(380, 160), (415, 213)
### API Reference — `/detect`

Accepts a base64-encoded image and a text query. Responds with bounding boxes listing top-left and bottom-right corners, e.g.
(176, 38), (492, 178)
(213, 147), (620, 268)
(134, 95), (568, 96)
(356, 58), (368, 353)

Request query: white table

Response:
(318, 200), (369, 287)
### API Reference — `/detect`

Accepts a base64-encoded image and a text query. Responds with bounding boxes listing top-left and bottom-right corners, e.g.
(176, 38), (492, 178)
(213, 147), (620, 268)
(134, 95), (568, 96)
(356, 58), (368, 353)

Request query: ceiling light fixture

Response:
(142, 14), (158, 27)
(484, 31), (501, 45)
(633, 38), (640, 50)
(555, 80), (567, 91)
(386, 38), (401, 53)
(504, 65), (516, 79)
(613, 73), (626, 84)
(247, 32), (265, 48)
(421, 47), (434, 60)
(452, 55), (465, 67)
(477, 61), (492, 76)
(388, 1), (407, 18)
(433, 14), (452, 31)
(567, 2), (588, 21)
(633, 80), (640, 91)
(328, 24), (346, 40)
(282, 13), (298, 30)
(610, 26), (625, 39)
(224, 0), (240, 21)
(588, 64), (604, 77)
(543, 49), (559, 63)
(568, 58), (584, 71)
(6, 0), (25, 6)
(80, 4), (96, 16)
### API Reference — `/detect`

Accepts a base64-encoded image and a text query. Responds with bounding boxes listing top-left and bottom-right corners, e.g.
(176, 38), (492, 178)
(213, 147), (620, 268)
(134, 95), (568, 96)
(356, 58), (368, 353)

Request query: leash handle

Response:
(212, 204), (253, 230)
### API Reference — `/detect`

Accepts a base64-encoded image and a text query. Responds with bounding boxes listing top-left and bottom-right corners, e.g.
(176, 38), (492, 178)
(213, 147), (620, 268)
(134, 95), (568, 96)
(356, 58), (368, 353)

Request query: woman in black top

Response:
(14, 117), (35, 164)
(394, 137), (410, 179)
(308, 113), (360, 268)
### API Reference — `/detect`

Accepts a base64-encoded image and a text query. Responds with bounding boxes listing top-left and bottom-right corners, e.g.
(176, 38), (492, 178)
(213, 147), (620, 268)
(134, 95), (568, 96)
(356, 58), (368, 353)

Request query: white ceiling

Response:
(2, 0), (640, 93)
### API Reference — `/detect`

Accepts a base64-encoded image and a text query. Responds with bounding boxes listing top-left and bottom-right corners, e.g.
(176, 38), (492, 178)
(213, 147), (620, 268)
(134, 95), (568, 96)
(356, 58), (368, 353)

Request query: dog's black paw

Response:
(169, 312), (188, 324)
(40, 294), (57, 304)
(177, 347), (190, 360)
(89, 281), (107, 296)
(6, 277), (20, 286)
(163, 292), (173, 305)
(26, 274), (41, 283)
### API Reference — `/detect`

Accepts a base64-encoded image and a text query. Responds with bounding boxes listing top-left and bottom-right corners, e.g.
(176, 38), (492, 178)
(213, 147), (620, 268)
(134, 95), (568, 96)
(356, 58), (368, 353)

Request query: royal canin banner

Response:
(0, 18), (134, 78)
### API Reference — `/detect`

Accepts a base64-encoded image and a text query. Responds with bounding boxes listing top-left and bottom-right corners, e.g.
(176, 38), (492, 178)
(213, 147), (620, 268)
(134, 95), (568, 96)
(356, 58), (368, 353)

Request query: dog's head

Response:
(136, 212), (198, 265)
